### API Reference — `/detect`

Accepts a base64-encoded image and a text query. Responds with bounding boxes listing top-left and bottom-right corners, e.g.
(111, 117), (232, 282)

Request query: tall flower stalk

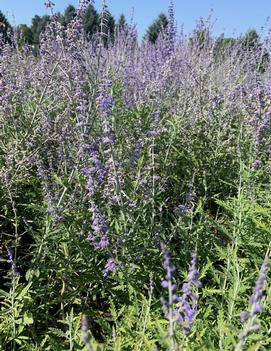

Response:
(235, 255), (269, 351)
(161, 244), (202, 346)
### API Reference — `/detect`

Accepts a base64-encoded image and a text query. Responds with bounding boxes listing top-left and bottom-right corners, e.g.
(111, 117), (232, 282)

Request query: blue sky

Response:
(1, 0), (271, 39)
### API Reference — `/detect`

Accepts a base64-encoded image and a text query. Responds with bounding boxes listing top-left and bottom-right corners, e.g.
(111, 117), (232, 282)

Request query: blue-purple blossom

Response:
(6, 246), (19, 277)
(44, 0), (55, 9)
(160, 243), (179, 323)
(176, 253), (202, 334)
(97, 96), (115, 116)
(102, 257), (119, 277)
(160, 245), (202, 336)
(251, 159), (262, 170)
(249, 256), (269, 308)
(188, 253), (202, 288)
(80, 144), (106, 196)
(174, 185), (197, 219)
(165, 0), (176, 56)
(96, 82), (116, 147)
(86, 202), (109, 250)
(36, 161), (63, 221)
(130, 140), (142, 165)
(235, 256), (269, 351)
(96, 81), (114, 116)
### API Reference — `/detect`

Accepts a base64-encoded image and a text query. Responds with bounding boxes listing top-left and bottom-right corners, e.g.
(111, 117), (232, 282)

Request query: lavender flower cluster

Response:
(235, 256), (269, 351)
(161, 243), (202, 336)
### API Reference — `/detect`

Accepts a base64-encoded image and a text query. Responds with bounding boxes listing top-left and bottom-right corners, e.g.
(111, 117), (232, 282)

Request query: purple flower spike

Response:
(6, 246), (19, 277)
(86, 202), (109, 250)
(160, 242), (180, 336)
(160, 244), (202, 337)
(176, 252), (201, 334)
(250, 256), (269, 308)
(188, 253), (202, 288)
(96, 81), (115, 117)
(235, 256), (269, 351)
(102, 257), (119, 277)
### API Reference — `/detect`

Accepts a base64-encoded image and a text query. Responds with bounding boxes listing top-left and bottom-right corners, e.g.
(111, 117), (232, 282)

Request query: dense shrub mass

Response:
(0, 1), (271, 350)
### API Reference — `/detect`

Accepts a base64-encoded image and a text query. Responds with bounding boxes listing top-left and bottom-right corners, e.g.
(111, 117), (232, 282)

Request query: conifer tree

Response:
(145, 13), (168, 43)
(62, 4), (77, 27)
(83, 4), (99, 36)
(0, 10), (11, 42)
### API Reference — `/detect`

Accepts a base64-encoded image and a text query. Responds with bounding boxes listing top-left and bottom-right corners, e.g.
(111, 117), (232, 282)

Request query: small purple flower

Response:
(96, 81), (115, 117)
(257, 122), (268, 133)
(44, 0), (55, 8)
(149, 273), (154, 295)
(94, 236), (109, 250)
(153, 175), (161, 181)
(249, 256), (269, 307)
(251, 159), (262, 170)
(102, 257), (119, 277)
(174, 183), (196, 219)
(162, 280), (169, 288)
(188, 253), (202, 288)
(6, 246), (19, 277)
(102, 136), (114, 144)
(153, 111), (160, 125)
(160, 245), (202, 336)
(176, 253), (201, 334)
(130, 140), (142, 165)
(86, 202), (109, 250)
(146, 130), (161, 136)
(97, 96), (115, 116)
(160, 242), (179, 326)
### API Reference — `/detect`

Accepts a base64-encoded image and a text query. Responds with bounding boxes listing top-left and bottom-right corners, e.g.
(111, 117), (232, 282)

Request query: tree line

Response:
(0, 4), (126, 46)
(0, 3), (269, 71)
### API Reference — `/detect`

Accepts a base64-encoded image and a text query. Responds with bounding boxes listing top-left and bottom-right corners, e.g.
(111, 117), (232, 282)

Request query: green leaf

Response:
(23, 312), (34, 325)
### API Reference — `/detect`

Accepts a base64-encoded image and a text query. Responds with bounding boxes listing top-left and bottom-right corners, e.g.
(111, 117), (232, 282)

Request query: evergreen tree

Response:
(240, 29), (269, 73)
(214, 34), (236, 60)
(241, 29), (260, 51)
(116, 14), (127, 31)
(0, 10), (11, 42)
(17, 24), (34, 45)
(107, 11), (115, 38)
(55, 12), (64, 26)
(83, 4), (99, 36)
(145, 13), (168, 43)
(62, 4), (77, 27)
(31, 14), (50, 45)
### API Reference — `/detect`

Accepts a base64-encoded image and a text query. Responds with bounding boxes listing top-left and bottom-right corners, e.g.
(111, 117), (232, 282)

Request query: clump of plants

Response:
(0, 0), (271, 350)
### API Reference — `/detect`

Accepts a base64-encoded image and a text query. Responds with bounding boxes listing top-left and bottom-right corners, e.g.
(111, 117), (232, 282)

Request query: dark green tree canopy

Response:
(62, 4), (77, 27)
(117, 14), (127, 31)
(83, 4), (99, 36)
(240, 29), (269, 73)
(0, 10), (11, 42)
(145, 13), (168, 43)
(17, 24), (34, 45)
(214, 34), (236, 60)
(31, 14), (50, 45)
(241, 29), (261, 51)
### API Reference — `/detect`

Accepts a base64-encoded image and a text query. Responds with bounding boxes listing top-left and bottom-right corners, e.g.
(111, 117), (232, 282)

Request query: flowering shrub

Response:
(0, 1), (271, 350)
